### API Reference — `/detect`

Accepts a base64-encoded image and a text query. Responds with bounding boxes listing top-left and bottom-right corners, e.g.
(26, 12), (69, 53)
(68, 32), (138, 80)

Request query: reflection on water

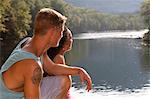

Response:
(65, 31), (150, 98)
(140, 46), (150, 72)
(73, 29), (149, 39)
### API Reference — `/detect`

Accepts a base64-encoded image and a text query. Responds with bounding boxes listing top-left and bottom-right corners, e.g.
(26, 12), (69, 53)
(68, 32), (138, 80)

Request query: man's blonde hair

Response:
(34, 8), (67, 35)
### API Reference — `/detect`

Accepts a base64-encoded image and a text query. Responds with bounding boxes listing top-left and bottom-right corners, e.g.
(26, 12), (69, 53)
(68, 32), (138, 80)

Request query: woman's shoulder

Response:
(53, 54), (65, 64)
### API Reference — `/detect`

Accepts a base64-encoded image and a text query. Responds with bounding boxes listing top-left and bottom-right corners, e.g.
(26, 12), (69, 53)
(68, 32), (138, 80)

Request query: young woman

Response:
(43, 27), (73, 99)
(47, 26), (73, 67)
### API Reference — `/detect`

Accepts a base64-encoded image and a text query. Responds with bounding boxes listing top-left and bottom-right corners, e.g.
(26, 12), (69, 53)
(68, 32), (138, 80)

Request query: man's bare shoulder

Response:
(20, 59), (43, 85)
(12, 59), (42, 76)
(19, 59), (41, 72)
(4, 59), (39, 74)
(16, 59), (38, 68)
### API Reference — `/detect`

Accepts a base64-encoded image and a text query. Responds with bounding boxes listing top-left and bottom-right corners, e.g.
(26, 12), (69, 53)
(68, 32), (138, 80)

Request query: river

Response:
(65, 30), (150, 99)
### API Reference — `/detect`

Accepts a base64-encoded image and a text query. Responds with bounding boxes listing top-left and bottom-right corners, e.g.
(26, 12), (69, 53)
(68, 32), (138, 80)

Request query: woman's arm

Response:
(42, 52), (92, 91)
(44, 54), (65, 76)
(53, 54), (66, 65)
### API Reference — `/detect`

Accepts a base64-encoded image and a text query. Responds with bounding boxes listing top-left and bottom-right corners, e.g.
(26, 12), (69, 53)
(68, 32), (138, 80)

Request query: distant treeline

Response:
(0, 0), (146, 35)
(0, 0), (149, 66)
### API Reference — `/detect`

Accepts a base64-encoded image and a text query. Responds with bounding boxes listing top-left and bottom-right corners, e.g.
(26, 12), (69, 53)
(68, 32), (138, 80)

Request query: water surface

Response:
(65, 30), (150, 98)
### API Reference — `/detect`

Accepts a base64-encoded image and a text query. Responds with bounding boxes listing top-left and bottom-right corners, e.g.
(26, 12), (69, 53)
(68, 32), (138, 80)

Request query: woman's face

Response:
(63, 29), (73, 52)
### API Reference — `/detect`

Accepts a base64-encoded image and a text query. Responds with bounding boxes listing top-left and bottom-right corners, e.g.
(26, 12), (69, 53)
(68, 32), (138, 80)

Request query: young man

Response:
(0, 8), (92, 99)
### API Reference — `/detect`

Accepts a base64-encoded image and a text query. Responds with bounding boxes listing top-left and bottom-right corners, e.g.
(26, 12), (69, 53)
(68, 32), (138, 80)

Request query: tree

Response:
(141, 0), (150, 29)
(0, 0), (11, 33)
(0, 0), (31, 66)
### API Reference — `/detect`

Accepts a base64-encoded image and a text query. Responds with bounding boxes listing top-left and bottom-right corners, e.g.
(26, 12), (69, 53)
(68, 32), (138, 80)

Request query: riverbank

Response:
(142, 29), (150, 46)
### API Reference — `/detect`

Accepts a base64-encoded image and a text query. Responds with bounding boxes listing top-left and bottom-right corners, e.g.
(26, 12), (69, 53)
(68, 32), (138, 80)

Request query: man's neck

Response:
(22, 35), (50, 57)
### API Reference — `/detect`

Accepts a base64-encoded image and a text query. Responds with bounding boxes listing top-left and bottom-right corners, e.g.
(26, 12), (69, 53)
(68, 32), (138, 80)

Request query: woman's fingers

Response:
(79, 68), (92, 92)
(85, 76), (92, 92)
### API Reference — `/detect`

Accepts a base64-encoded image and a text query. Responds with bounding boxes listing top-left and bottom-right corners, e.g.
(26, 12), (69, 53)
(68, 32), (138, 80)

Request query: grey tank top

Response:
(0, 37), (41, 99)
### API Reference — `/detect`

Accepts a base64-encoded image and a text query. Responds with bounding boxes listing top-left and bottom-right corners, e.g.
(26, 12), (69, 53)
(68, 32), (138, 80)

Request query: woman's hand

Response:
(78, 68), (92, 92)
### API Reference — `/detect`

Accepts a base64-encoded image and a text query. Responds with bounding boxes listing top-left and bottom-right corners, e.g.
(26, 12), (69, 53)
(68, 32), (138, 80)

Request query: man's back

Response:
(0, 38), (41, 99)
(2, 59), (41, 92)
(2, 60), (26, 92)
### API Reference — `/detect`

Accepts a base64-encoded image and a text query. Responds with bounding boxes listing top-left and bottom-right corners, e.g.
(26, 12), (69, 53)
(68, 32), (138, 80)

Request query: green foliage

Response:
(0, 0), (32, 65)
(11, 0), (31, 37)
(0, 0), (11, 32)
(141, 0), (150, 29)
(65, 7), (145, 33)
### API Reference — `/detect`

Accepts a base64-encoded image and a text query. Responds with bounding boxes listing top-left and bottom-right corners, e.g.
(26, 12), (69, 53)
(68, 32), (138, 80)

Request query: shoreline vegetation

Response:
(142, 29), (150, 46)
(0, 0), (150, 66)
(141, 0), (150, 46)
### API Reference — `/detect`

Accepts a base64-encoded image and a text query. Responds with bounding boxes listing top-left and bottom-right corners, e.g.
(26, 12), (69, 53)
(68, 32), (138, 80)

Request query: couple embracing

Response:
(0, 8), (92, 99)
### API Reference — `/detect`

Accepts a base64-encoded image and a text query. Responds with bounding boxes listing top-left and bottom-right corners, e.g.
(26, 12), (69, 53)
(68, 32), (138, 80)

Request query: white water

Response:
(73, 29), (149, 39)
(70, 86), (150, 99)
(70, 78), (150, 99)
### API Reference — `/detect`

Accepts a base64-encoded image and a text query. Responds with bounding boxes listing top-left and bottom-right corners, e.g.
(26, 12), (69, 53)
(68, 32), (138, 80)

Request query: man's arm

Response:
(23, 59), (43, 99)
(43, 52), (82, 75)
(43, 52), (92, 91)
